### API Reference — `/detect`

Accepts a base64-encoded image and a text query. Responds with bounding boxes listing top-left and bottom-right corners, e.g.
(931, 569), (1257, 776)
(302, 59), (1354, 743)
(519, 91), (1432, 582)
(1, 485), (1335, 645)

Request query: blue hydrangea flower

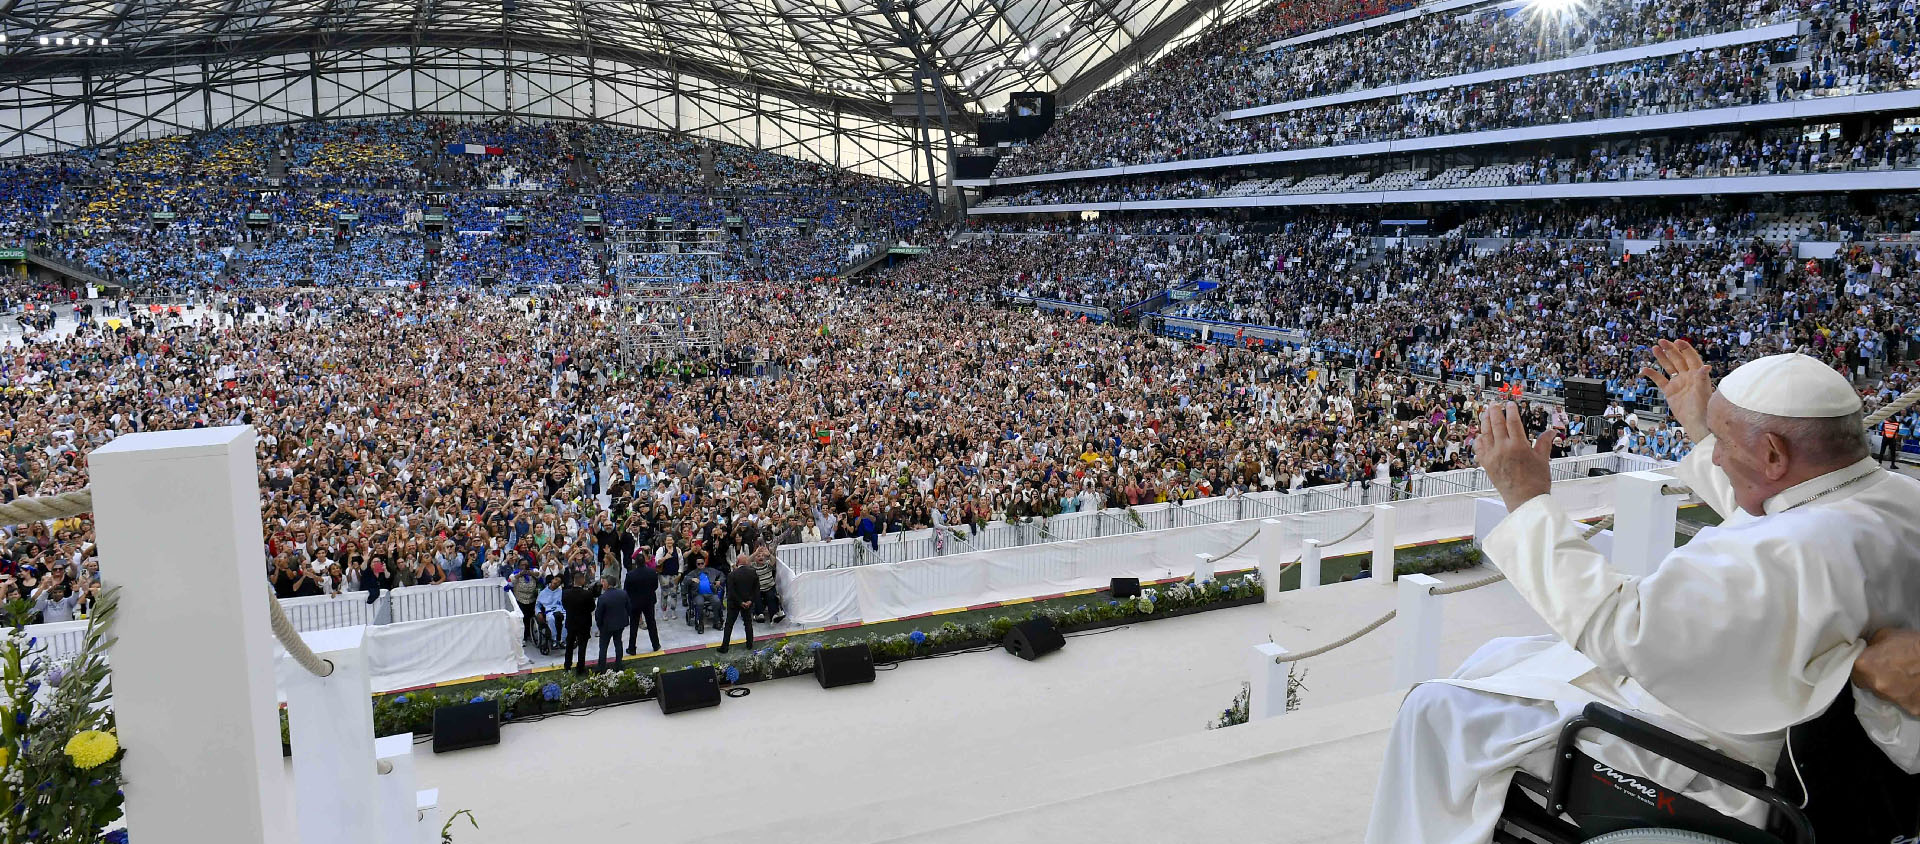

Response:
(104, 830), (130, 844)
(392, 695), (408, 705)
(808, 641), (823, 650)
(541, 682), (562, 701)
(908, 630), (927, 645)
(1108, 600), (1119, 607)
(470, 696), (486, 704)
(723, 665), (741, 683)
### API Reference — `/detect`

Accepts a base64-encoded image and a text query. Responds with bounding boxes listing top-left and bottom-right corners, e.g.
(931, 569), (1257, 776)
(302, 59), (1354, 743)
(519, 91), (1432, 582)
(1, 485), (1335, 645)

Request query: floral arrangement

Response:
(1, 590), (126, 844)
(369, 571), (1267, 736)
(1208, 683), (1250, 730)
(1394, 544), (1484, 578)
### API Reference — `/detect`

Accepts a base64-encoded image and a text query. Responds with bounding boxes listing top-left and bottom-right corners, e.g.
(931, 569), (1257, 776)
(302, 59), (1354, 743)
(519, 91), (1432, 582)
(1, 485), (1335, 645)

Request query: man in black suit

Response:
(718, 558), (760, 654)
(624, 558), (660, 655)
(561, 571), (597, 674)
(593, 574), (633, 672)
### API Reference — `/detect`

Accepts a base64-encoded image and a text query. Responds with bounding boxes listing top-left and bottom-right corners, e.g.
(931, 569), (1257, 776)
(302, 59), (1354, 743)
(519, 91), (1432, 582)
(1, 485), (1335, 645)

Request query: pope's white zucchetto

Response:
(1716, 353), (1862, 418)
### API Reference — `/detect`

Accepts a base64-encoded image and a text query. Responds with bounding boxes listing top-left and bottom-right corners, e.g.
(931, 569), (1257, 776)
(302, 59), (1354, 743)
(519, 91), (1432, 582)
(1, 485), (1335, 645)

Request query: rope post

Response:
(374, 734), (425, 844)
(1371, 503), (1397, 585)
(1392, 573), (1445, 689)
(88, 427), (296, 844)
(283, 626), (384, 844)
(1258, 519), (1288, 602)
(1299, 539), (1322, 591)
(1249, 642), (1291, 720)
(1194, 552), (1216, 584)
(1611, 471), (1679, 578)
(1472, 497), (1509, 549)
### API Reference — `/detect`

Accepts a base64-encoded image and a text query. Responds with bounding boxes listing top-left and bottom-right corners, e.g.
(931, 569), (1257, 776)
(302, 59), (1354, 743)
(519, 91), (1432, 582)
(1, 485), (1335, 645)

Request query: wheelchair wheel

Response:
(1586, 830), (1740, 844)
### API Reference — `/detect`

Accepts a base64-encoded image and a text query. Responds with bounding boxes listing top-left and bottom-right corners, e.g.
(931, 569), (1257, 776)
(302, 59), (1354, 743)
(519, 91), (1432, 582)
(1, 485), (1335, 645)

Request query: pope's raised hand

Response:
(1639, 338), (1712, 442)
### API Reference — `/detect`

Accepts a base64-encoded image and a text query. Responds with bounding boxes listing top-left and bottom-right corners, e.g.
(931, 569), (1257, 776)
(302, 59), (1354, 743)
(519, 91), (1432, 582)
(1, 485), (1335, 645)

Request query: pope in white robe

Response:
(1366, 344), (1920, 843)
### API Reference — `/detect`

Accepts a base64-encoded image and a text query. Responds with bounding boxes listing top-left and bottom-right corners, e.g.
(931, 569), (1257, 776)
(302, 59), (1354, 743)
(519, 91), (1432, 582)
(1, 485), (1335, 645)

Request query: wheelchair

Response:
(680, 576), (724, 633)
(530, 609), (561, 655)
(1496, 689), (1919, 844)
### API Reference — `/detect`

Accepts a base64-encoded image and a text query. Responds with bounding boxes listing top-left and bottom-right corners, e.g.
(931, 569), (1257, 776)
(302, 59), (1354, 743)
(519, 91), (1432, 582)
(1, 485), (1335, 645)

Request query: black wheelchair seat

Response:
(1496, 687), (1919, 844)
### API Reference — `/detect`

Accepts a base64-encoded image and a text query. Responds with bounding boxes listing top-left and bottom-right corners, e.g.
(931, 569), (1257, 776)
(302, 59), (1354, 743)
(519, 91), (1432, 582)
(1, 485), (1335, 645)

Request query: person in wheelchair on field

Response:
(680, 556), (724, 633)
(535, 574), (566, 646)
(1366, 348), (1920, 844)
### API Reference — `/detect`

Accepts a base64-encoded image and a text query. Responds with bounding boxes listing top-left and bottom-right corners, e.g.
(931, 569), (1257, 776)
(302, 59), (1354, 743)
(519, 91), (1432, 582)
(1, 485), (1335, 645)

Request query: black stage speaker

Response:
(814, 643), (876, 688)
(1110, 577), (1142, 599)
(1587, 468), (1616, 477)
(1003, 616), (1065, 661)
(1563, 377), (1609, 417)
(658, 666), (721, 714)
(430, 700), (500, 753)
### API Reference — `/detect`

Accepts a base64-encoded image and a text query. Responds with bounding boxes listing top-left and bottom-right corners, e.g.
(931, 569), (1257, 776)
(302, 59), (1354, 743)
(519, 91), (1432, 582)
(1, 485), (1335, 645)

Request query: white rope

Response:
(0, 486), (334, 677)
(1277, 512), (1616, 663)
(0, 488), (94, 526)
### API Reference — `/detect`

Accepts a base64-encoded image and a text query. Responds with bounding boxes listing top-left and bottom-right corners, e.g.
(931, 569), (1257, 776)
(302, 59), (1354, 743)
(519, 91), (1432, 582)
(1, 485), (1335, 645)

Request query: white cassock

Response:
(1366, 436), (1920, 844)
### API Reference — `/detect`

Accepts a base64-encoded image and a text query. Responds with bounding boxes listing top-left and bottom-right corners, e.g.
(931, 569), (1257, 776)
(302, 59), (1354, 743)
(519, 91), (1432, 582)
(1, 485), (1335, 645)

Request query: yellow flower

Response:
(0, 744), (9, 767)
(64, 730), (118, 770)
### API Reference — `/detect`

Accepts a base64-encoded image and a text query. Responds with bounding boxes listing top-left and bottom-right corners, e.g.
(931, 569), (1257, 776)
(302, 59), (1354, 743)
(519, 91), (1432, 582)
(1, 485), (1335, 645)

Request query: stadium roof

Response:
(0, 0), (1263, 122)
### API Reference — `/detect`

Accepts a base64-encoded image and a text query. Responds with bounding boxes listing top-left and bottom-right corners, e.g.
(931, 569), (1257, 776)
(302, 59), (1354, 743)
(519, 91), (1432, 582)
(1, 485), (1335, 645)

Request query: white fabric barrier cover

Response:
(782, 474), (1628, 626)
(784, 521), (1261, 626)
(273, 608), (524, 695)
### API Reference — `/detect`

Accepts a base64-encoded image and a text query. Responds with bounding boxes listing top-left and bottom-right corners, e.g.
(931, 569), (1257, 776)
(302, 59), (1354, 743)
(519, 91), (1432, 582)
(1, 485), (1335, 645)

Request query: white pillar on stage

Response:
(1299, 539), (1321, 591)
(1611, 471), (1679, 578)
(1371, 504), (1397, 584)
(284, 627), (382, 844)
(1248, 642), (1291, 720)
(1392, 574), (1444, 689)
(1194, 552), (1215, 584)
(1472, 497), (1509, 548)
(375, 735), (422, 844)
(1258, 519), (1287, 601)
(89, 427), (295, 844)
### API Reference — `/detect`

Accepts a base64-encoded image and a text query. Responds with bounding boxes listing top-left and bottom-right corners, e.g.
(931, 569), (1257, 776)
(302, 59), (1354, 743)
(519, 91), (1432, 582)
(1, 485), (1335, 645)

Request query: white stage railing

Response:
(278, 591), (374, 631)
(776, 452), (1663, 573)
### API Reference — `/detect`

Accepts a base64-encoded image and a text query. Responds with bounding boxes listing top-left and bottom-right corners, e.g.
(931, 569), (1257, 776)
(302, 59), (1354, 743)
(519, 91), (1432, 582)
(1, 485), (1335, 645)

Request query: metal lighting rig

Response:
(610, 226), (736, 364)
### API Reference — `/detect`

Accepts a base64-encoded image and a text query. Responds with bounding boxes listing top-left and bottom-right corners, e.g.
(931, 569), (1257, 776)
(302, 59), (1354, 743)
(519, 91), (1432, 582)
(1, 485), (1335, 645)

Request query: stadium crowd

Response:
(994, 0), (1918, 175)
(976, 121), (1920, 208)
(0, 118), (931, 291)
(3, 201), (1918, 625)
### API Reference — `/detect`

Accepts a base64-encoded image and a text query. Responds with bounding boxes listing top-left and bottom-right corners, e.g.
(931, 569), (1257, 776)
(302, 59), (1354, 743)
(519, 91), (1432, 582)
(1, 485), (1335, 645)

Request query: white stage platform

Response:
(388, 569), (1550, 843)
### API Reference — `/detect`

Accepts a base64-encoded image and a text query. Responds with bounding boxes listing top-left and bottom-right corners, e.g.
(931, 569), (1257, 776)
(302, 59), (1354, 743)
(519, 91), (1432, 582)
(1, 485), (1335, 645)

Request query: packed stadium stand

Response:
(3, 0), (1918, 841)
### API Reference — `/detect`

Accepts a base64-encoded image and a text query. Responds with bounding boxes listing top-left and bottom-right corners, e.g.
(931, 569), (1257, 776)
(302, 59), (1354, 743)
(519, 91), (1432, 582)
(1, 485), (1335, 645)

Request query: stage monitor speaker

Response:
(658, 666), (721, 714)
(430, 700), (500, 753)
(1563, 377), (1609, 417)
(814, 643), (876, 688)
(1587, 468), (1616, 477)
(1110, 577), (1141, 599)
(1003, 616), (1065, 661)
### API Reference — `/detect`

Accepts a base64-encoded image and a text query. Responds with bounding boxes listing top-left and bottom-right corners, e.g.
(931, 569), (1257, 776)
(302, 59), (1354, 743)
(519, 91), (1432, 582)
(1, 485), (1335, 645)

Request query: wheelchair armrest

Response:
(1574, 703), (1767, 791)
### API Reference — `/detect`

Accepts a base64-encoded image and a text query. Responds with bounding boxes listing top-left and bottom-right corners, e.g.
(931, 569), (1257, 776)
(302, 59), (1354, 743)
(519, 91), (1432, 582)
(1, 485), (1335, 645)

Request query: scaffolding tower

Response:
(611, 227), (737, 365)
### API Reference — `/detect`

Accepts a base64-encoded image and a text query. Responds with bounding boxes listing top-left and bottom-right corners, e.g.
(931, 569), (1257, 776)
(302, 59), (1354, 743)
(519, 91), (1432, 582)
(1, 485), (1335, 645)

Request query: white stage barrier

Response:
(30, 579), (527, 695)
(779, 459), (1640, 626)
(274, 609), (524, 695)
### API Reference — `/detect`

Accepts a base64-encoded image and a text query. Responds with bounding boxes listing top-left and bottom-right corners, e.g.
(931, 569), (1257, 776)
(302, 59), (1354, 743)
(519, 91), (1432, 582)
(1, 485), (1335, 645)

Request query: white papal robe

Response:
(1365, 436), (1920, 843)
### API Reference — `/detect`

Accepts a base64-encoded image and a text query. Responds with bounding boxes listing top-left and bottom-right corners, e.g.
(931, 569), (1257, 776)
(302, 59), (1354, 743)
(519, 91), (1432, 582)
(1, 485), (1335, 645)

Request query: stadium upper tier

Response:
(0, 119), (930, 290)
(982, 0), (1914, 180)
(969, 121), (1920, 211)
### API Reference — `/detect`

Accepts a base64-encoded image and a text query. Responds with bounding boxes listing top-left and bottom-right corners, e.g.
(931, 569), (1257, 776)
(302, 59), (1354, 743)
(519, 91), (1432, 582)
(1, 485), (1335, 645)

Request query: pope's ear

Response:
(1760, 431), (1794, 481)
